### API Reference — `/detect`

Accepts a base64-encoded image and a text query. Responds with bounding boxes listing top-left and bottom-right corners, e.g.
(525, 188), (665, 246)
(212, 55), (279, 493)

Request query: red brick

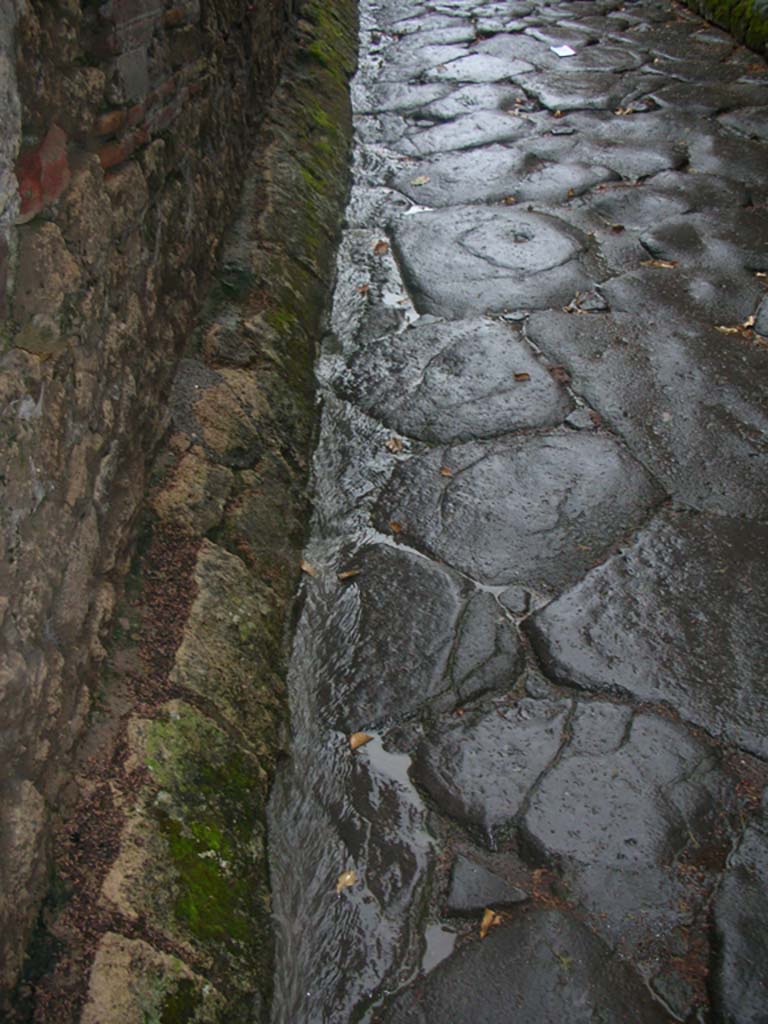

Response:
(94, 109), (128, 137)
(164, 7), (187, 28)
(15, 125), (71, 223)
(98, 132), (138, 170)
(127, 102), (146, 128)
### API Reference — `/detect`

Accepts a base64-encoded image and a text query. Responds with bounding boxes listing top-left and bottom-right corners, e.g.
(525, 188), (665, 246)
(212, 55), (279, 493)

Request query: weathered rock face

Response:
(0, 0), (304, 1002)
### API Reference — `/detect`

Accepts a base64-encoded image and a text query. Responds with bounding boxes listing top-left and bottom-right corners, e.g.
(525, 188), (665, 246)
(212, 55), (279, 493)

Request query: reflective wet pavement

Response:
(268, 0), (768, 1020)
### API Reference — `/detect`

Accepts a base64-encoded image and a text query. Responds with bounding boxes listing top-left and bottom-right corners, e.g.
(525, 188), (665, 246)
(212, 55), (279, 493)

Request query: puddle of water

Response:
(360, 733), (415, 792)
(421, 924), (457, 974)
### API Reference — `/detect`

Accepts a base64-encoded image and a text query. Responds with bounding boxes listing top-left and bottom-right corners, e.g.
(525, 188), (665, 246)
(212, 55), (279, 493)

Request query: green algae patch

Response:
(168, 540), (287, 760)
(79, 932), (226, 1024)
(145, 705), (272, 969)
(100, 701), (272, 1014)
(686, 0), (768, 52)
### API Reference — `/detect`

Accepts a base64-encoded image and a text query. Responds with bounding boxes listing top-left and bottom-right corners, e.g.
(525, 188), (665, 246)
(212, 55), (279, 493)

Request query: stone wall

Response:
(0, 0), (298, 1000)
(685, 0), (768, 52)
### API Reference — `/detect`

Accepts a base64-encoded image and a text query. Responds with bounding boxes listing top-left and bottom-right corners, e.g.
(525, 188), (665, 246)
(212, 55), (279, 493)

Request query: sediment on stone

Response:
(5, 3), (357, 1021)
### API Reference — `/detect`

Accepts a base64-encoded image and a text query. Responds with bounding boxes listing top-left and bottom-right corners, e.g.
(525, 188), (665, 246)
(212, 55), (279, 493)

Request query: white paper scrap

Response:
(551, 44), (576, 56)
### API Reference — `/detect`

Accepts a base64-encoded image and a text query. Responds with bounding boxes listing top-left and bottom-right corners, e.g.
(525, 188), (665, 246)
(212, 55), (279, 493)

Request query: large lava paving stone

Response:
(374, 431), (664, 589)
(379, 907), (669, 1023)
(321, 545), (523, 728)
(338, 317), (572, 442)
(714, 794), (768, 1022)
(411, 698), (571, 834)
(522, 706), (727, 954)
(525, 311), (768, 518)
(527, 509), (768, 757)
(392, 206), (591, 317)
(392, 145), (619, 206)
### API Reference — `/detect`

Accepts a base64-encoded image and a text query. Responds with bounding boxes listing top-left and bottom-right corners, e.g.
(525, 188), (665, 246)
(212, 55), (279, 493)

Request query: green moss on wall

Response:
(685, 0), (768, 52)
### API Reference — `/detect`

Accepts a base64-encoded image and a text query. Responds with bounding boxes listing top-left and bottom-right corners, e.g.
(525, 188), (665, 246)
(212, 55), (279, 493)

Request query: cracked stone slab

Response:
(527, 509), (768, 757)
(446, 855), (528, 915)
(395, 110), (535, 155)
(519, 69), (660, 110)
(714, 792), (768, 1022)
(450, 112), (685, 186)
(450, 590), (524, 704)
(415, 82), (529, 121)
(687, 125), (768, 187)
(374, 432), (664, 589)
(379, 907), (669, 1023)
(589, 175), (748, 231)
(392, 206), (591, 317)
(375, 43), (470, 82)
(522, 705), (731, 1018)
(475, 30), (643, 74)
(411, 698), (570, 835)
(392, 144), (619, 206)
(718, 106), (768, 144)
(337, 317), (572, 442)
(354, 80), (453, 115)
(424, 52), (536, 82)
(600, 263), (764, 326)
(639, 209), (768, 275)
(320, 544), (523, 728)
(524, 311), (768, 517)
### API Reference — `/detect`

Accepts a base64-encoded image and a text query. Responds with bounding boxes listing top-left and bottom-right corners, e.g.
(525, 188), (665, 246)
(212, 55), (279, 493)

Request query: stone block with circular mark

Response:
(392, 206), (591, 317)
(374, 431), (664, 590)
(337, 317), (572, 442)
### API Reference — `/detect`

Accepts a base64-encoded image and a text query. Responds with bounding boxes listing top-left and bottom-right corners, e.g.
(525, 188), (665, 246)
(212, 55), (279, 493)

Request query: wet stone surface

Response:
(374, 431), (664, 589)
(336, 316), (573, 441)
(393, 206), (592, 315)
(445, 855), (528, 915)
(269, 0), (768, 1020)
(379, 908), (670, 1023)
(527, 509), (768, 756)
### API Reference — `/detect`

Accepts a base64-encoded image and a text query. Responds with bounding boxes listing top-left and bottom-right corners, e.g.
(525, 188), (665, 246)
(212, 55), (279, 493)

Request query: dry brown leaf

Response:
(717, 315), (758, 336)
(385, 436), (404, 453)
(439, 466), (453, 478)
(502, 195), (517, 205)
(350, 732), (374, 751)
(480, 908), (503, 939)
(357, 283), (370, 295)
(336, 869), (357, 894)
(389, 520), (403, 534)
(410, 175), (430, 186)
(548, 365), (571, 385)
(514, 371), (531, 382)
(640, 259), (677, 269)
(610, 223), (625, 234)
(566, 187), (576, 198)
(338, 568), (362, 581)
(301, 560), (317, 577)
(553, 109), (565, 119)
(373, 239), (389, 256)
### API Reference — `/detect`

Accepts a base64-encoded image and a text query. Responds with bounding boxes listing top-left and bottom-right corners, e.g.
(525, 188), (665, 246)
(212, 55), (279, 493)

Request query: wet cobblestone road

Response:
(268, 0), (768, 1020)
